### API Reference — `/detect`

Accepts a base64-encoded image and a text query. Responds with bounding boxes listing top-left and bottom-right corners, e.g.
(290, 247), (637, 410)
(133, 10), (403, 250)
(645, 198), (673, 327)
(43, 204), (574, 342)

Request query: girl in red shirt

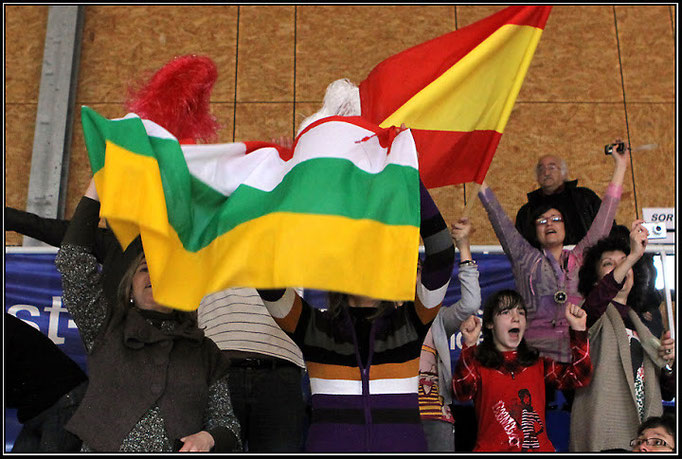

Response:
(452, 289), (592, 452)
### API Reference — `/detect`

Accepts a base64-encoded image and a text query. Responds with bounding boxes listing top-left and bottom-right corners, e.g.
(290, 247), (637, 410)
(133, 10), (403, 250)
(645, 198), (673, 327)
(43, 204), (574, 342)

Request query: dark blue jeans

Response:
(228, 363), (306, 452)
(12, 381), (87, 452)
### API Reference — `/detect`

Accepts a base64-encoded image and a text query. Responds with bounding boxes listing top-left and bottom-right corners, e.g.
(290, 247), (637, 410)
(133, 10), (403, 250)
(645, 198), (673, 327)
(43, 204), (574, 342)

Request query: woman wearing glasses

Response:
(631, 415), (676, 452)
(475, 144), (630, 364)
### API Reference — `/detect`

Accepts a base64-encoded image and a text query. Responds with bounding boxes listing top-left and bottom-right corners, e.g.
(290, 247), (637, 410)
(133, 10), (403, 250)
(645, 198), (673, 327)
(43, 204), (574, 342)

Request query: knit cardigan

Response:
(569, 304), (666, 452)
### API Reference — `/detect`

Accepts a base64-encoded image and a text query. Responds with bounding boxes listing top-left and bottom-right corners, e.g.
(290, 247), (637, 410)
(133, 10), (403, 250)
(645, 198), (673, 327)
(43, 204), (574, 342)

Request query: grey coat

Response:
(569, 304), (666, 452)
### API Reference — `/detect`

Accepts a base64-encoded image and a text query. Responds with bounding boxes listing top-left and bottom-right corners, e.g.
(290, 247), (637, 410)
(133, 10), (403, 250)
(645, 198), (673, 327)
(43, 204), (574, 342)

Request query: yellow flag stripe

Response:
(380, 23), (543, 132)
(94, 142), (169, 249)
(105, 210), (419, 311)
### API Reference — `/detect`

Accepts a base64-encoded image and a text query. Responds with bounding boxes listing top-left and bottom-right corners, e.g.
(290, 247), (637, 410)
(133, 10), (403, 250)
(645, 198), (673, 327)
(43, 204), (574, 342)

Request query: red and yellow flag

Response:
(359, 6), (552, 188)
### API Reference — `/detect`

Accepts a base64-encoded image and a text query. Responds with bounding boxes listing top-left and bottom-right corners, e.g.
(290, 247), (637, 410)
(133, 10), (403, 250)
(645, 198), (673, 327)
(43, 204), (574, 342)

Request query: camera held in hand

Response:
(604, 142), (625, 155)
(642, 222), (667, 240)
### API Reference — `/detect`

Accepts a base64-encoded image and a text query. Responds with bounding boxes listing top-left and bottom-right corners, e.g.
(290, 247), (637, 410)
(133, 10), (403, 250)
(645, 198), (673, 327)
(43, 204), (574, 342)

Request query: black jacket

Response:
(6, 206), (130, 306)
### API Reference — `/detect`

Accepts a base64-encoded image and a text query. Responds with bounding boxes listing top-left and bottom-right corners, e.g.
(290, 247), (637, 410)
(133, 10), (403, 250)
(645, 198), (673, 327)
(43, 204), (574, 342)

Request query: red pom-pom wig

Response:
(125, 55), (219, 143)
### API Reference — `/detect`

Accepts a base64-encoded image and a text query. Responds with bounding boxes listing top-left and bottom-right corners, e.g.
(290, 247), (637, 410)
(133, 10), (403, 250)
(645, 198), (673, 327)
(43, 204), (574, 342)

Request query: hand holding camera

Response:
(604, 141), (625, 155)
(642, 221), (667, 240)
(630, 220), (648, 259)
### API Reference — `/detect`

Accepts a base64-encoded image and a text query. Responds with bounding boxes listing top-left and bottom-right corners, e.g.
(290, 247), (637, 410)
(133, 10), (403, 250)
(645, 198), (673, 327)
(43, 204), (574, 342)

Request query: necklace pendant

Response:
(554, 290), (567, 304)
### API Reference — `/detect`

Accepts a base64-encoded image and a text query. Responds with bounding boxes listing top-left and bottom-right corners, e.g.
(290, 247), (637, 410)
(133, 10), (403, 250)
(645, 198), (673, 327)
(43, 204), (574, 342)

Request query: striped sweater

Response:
(258, 181), (454, 452)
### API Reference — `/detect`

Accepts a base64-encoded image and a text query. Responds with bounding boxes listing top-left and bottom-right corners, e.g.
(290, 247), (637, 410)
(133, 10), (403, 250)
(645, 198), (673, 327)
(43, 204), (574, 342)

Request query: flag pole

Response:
(463, 182), (481, 217)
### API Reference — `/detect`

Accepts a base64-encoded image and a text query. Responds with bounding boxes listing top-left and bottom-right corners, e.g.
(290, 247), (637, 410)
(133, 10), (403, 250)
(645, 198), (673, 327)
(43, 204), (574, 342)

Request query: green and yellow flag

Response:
(82, 108), (421, 310)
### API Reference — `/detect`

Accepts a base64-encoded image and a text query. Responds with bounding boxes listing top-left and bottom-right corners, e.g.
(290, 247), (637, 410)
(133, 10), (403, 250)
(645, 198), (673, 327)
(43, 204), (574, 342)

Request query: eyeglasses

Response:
(535, 216), (563, 226)
(630, 437), (673, 448)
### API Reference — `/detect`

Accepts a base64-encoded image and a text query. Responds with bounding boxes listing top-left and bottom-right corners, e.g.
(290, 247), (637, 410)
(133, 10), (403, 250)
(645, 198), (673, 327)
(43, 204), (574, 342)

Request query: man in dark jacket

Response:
(515, 154), (609, 248)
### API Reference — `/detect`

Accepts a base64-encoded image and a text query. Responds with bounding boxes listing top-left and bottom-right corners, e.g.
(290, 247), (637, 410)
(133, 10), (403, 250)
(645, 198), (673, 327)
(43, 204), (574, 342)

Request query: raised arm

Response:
(54, 179), (108, 351)
(477, 181), (538, 263)
(612, 219), (648, 284)
(452, 315), (483, 401)
(5, 205), (119, 265)
(5, 206), (70, 248)
(544, 303), (592, 389)
(414, 180), (455, 324)
(574, 141), (628, 253)
(439, 218), (481, 335)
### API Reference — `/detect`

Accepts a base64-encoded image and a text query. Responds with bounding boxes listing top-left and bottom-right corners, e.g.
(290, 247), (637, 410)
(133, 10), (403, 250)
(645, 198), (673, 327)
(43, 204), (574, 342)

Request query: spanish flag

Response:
(359, 6), (551, 188)
(81, 107), (421, 311)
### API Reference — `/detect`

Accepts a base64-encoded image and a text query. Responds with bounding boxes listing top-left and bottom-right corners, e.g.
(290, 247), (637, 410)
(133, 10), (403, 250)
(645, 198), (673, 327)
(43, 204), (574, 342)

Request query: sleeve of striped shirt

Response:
(452, 344), (480, 401)
(257, 288), (304, 335)
(543, 329), (592, 389)
(415, 179), (455, 324)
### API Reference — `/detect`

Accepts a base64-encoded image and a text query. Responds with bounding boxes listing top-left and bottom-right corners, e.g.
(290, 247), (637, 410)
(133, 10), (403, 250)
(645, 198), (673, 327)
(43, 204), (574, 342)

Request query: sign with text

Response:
(642, 207), (675, 244)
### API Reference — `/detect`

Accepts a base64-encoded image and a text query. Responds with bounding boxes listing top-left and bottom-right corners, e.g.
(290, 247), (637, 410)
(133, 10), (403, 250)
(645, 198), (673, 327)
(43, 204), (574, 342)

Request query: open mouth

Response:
(509, 328), (521, 339)
(545, 229), (557, 235)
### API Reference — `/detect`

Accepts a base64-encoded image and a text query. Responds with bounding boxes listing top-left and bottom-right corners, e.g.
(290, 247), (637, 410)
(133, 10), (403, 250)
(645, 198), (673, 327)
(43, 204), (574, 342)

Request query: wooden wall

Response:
(5, 5), (676, 247)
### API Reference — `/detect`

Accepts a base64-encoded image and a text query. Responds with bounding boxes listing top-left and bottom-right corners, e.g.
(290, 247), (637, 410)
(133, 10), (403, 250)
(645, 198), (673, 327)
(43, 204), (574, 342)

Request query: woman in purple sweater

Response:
(476, 145), (629, 363)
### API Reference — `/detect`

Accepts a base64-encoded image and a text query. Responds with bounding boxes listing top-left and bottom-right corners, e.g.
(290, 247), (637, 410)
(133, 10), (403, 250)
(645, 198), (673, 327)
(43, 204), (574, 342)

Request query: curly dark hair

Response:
(578, 230), (650, 313)
(475, 289), (539, 368)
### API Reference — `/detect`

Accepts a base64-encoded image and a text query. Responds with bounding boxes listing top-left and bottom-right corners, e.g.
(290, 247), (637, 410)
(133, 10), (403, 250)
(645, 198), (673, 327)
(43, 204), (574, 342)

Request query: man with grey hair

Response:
(514, 154), (607, 247)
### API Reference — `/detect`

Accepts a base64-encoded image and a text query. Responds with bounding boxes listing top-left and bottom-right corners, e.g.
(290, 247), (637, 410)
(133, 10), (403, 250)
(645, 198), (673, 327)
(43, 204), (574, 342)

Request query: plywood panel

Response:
(77, 5), (238, 104)
(4, 5), (48, 104)
(234, 103), (294, 144)
(627, 103), (675, 213)
(5, 103), (40, 246)
(616, 5), (675, 102)
(5, 6), (676, 251)
(212, 102), (237, 143)
(237, 6), (295, 102)
(5, 105), (39, 210)
(296, 5), (454, 102)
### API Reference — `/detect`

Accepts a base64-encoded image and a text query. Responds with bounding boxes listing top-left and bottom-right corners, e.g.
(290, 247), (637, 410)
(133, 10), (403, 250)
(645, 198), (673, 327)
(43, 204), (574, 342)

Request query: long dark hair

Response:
(578, 229), (649, 313)
(475, 289), (539, 368)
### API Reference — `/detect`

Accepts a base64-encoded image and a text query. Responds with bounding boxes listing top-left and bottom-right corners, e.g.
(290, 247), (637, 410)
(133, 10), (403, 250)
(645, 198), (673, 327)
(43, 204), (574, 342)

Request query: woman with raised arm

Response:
(54, 179), (241, 453)
(476, 143), (630, 363)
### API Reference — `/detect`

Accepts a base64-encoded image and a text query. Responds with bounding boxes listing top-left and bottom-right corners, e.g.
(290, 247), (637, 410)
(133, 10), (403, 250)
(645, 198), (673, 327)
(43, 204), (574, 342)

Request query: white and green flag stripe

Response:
(81, 106), (421, 310)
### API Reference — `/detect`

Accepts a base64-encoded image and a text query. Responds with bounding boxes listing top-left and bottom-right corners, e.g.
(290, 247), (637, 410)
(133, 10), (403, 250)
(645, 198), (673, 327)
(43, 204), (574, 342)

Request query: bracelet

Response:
(459, 259), (477, 267)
